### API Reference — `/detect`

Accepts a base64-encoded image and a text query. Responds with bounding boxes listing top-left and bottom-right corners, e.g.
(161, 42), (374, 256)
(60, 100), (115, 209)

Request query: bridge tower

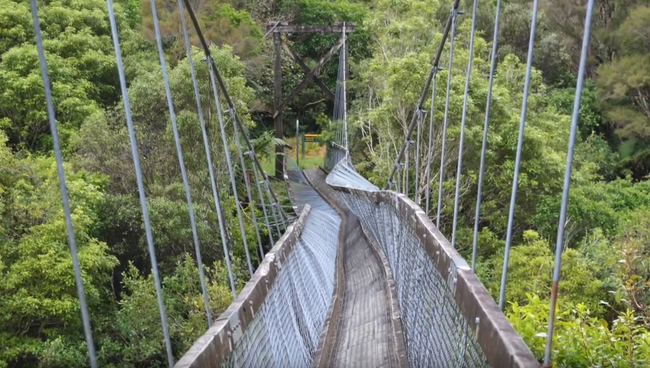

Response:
(267, 21), (355, 178)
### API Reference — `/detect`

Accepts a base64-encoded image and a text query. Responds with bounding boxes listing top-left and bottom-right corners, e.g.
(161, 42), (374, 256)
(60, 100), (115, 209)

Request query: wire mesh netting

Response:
(219, 193), (341, 368)
(285, 159), (340, 216)
(325, 160), (490, 368)
(339, 191), (490, 368)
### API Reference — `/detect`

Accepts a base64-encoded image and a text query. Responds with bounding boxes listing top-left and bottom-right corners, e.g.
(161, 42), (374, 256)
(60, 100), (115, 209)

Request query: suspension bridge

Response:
(26, 0), (597, 366)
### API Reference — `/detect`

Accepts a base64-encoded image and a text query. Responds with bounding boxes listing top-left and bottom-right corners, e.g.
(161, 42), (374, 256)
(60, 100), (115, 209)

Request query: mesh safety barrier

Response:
(220, 211), (340, 368)
(326, 159), (538, 368)
(337, 191), (489, 368)
(175, 199), (341, 368)
(324, 146), (346, 172)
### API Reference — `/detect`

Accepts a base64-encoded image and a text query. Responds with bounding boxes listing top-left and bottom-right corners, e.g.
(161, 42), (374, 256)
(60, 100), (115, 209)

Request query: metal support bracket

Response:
(228, 311), (243, 345)
(447, 262), (460, 296)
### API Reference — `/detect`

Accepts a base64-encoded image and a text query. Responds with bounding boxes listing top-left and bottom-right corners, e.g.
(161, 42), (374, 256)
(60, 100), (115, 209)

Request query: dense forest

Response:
(1, 0), (650, 366)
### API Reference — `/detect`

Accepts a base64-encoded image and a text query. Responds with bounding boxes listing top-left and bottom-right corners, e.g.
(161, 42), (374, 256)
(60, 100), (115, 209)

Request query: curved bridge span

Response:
(175, 160), (538, 368)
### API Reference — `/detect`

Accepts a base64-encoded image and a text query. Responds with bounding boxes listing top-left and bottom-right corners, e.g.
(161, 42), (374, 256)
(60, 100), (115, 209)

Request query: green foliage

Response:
(0, 0), (135, 151)
(508, 294), (650, 367)
(106, 256), (239, 366)
(250, 130), (291, 161)
(483, 231), (604, 314)
(535, 179), (650, 246)
(611, 209), (650, 320)
(0, 131), (118, 367)
(140, 0), (263, 60)
(3, 0), (650, 365)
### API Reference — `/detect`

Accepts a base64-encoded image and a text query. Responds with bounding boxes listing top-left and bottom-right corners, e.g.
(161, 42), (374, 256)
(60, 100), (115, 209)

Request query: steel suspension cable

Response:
(436, 8), (459, 229)
(451, 0), (479, 248)
(230, 109), (265, 259)
(250, 158), (276, 246)
(405, 134), (410, 195)
(177, 0), (237, 299)
(471, 0), (502, 273)
(385, 0), (461, 189)
(151, 0), (210, 333)
(414, 109), (424, 204)
(498, 0), (541, 310)
(181, 0), (288, 231)
(206, 59), (255, 277)
(424, 68), (441, 215)
(543, 0), (595, 364)
(342, 22), (349, 160)
(30, 1), (98, 366)
(106, 0), (174, 365)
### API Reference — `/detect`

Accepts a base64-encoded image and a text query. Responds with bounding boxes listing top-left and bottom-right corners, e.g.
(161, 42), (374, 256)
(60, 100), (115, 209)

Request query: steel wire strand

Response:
(498, 0), (542, 310)
(177, 0), (237, 299)
(107, 0), (174, 364)
(30, 1), (98, 365)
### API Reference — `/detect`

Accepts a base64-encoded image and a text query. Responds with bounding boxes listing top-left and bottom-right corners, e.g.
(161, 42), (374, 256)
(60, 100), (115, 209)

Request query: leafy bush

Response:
(508, 293), (650, 367)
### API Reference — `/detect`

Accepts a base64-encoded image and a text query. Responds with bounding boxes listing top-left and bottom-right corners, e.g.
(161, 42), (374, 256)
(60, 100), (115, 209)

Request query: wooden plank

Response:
(273, 35), (345, 118)
(281, 40), (335, 101)
(267, 22), (355, 34)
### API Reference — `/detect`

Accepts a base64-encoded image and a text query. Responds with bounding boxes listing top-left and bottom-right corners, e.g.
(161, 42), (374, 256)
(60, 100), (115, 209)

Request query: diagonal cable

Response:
(424, 68), (441, 215)
(385, 0), (461, 190)
(436, 6), (460, 229)
(183, 0), (289, 232)
(250, 152), (276, 245)
(150, 0), (214, 327)
(177, 0), (236, 300)
(543, 0), (595, 364)
(230, 109), (266, 259)
(414, 108), (424, 204)
(498, 0), (542, 310)
(206, 58), (255, 276)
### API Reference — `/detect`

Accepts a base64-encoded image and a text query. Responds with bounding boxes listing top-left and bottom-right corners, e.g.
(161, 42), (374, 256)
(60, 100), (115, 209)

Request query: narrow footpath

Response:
(304, 169), (408, 368)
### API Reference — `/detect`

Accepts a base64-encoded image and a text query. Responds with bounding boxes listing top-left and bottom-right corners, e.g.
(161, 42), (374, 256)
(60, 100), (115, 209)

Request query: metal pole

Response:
(498, 0), (541, 310)
(543, 0), (594, 365)
(296, 119), (300, 166)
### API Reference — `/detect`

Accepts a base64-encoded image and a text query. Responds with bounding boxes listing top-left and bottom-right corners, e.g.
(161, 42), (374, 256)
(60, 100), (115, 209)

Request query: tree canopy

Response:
(1, 0), (650, 366)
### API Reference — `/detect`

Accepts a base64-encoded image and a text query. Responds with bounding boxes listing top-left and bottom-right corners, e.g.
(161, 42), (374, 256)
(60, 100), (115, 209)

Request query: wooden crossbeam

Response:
(281, 40), (335, 101)
(267, 22), (356, 34)
(273, 35), (345, 118)
(270, 21), (355, 177)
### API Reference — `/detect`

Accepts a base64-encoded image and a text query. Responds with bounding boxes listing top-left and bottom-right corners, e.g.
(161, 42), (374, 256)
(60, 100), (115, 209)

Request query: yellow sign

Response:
(304, 134), (321, 142)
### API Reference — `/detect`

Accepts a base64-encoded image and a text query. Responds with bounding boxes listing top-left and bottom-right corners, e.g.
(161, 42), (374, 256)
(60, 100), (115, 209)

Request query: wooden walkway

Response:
(306, 169), (408, 368)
